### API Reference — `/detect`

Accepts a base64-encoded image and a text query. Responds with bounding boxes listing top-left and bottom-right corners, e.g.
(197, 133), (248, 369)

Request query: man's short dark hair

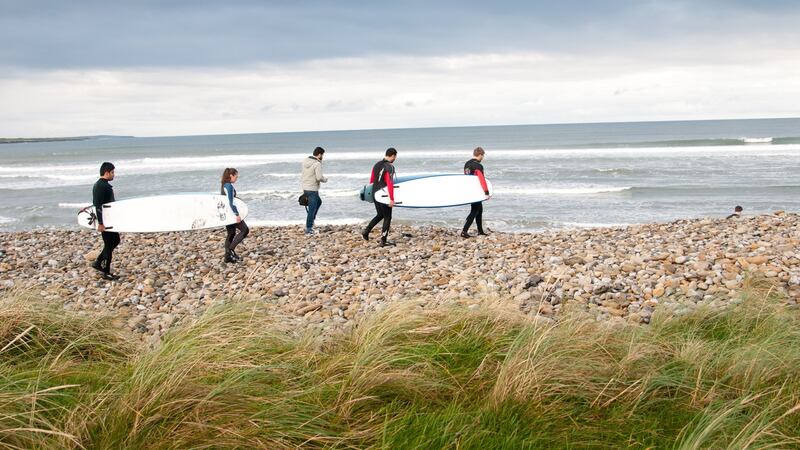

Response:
(735, 205), (743, 212)
(100, 162), (115, 176)
(313, 146), (325, 156)
(385, 147), (397, 157)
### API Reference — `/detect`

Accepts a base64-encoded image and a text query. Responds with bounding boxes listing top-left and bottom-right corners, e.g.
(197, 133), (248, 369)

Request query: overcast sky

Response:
(1, 1), (799, 137)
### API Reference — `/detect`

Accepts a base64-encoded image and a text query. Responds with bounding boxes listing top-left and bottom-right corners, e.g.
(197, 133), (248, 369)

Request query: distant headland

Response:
(0, 135), (134, 144)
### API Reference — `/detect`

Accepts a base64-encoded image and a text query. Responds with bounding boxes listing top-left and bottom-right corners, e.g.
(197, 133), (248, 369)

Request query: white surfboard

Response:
(371, 174), (493, 208)
(77, 194), (249, 233)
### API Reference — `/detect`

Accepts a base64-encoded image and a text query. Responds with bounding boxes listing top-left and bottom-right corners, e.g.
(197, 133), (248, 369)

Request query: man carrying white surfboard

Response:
(462, 147), (490, 238)
(362, 148), (397, 246)
(91, 162), (121, 280)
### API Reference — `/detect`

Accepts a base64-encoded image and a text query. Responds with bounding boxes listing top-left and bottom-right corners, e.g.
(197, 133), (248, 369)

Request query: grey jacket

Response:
(301, 156), (328, 191)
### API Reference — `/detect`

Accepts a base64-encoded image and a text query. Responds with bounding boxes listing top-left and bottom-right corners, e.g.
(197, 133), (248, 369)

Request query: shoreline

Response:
(1, 213), (798, 342)
(0, 220), (636, 235)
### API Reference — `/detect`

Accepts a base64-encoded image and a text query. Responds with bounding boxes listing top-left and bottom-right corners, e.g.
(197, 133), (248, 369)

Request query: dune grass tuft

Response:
(1, 275), (799, 448)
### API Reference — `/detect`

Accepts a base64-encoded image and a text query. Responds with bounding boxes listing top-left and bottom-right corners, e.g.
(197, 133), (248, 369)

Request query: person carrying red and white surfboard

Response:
(462, 147), (490, 238)
(362, 148), (397, 247)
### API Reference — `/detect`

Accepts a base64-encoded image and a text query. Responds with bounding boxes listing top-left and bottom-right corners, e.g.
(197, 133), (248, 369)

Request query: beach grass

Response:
(1, 275), (799, 449)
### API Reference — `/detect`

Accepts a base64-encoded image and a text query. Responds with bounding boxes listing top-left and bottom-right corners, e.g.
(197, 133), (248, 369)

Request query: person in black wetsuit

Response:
(91, 162), (121, 280)
(221, 168), (249, 263)
(726, 205), (743, 219)
(361, 148), (397, 247)
(462, 147), (491, 238)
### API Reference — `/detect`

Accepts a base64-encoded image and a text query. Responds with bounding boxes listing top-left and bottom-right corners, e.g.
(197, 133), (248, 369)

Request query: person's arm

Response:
(316, 162), (327, 183)
(475, 169), (489, 195)
(369, 167), (376, 183)
(225, 184), (240, 216)
(93, 183), (105, 226)
(383, 172), (395, 202)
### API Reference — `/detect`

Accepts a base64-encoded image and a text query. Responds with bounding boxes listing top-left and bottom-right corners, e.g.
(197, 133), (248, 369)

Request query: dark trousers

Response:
(225, 221), (249, 252)
(463, 202), (484, 233)
(95, 231), (120, 274)
(365, 202), (392, 241)
(304, 190), (322, 232)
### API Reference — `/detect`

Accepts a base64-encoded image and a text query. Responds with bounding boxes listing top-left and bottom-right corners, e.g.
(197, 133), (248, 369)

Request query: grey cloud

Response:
(1, 1), (799, 69)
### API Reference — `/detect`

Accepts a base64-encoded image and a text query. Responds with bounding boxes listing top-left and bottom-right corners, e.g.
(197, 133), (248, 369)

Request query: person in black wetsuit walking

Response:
(462, 147), (490, 238)
(362, 148), (397, 247)
(221, 168), (249, 263)
(91, 162), (121, 280)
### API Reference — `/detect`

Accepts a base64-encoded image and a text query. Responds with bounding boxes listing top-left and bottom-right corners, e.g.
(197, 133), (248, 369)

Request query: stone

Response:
(514, 292), (532, 302)
(593, 284), (612, 295)
(1, 214), (798, 339)
(565, 256), (586, 266)
(84, 250), (100, 261)
(297, 303), (322, 315)
(525, 276), (544, 289)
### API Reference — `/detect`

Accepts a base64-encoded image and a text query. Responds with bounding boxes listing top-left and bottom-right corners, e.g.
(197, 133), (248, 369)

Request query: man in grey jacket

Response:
(301, 147), (328, 234)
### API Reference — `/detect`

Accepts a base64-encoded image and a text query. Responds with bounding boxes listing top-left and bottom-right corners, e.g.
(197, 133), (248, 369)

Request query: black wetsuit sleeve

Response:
(93, 181), (105, 225)
(92, 180), (113, 225)
(371, 160), (387, 192)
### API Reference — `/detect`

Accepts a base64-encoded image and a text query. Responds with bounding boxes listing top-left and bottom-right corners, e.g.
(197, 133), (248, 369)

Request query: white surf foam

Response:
(3, 143), (798, 191)
(237, 189), (296, 199)
(264, 173), (302, 178)
(0, 172), (96, 189)
(58, 202), (92, 209)
(0, 216), (16, 224)
(0, 163), (97, 175)
(243, 185), (631, 200)
(4, 143), (799, 177)
(0, 154), (447, 189)
(322, 189), (361, 198)
(493, 186), (631, 196)
(247, 217), (364, 227)
(740, 137), (773, 144)
(238, 188), (359, 199)
(561, 221), (629, 229)
(593, 168), (634, 175)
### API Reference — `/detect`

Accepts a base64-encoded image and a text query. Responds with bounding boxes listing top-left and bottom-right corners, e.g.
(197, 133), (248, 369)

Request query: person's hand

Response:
(98, 224), (106, 232)
(389, 200), (395, 208)
(236, 215), (242, 223)
(485, 194), (491, 201)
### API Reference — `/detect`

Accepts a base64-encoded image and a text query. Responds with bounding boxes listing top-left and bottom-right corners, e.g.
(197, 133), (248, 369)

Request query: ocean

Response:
(1, 118), (799, 232)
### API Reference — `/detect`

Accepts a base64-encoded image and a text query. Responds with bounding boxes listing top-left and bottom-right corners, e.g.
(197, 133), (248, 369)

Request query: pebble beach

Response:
(1, 212), (799, 343)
